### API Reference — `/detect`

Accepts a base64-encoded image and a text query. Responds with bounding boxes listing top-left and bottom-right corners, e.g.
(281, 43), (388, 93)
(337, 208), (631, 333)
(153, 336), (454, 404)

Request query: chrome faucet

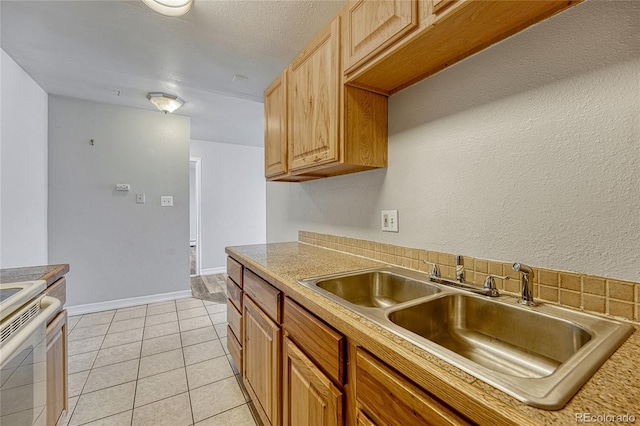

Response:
(513, 262), (536, 306)
(423, 261), (440, 277)
(424, 258), (500, 297)
(455, 255), (465, 283)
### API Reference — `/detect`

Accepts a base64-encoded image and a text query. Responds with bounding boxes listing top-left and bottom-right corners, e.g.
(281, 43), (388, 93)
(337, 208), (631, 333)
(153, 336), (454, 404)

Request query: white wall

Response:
(190, 139), (266, 271)
(189, 161), (197, 244)
(267, 1), (640, 282)
(0, 49), (48, 268)
(48, 96), (191, 307)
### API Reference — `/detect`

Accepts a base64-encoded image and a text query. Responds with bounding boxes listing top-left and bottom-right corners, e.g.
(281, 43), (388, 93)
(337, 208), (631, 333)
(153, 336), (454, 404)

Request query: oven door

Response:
(0, 296), (61, 426)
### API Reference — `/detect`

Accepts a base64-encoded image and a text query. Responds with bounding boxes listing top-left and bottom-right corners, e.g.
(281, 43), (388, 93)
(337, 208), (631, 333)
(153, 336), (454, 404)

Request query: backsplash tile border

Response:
(298, 231), (640, 323)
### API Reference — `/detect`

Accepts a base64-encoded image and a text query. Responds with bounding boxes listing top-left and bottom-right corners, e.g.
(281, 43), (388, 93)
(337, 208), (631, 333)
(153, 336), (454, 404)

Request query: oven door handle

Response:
(0, 296), (62, 362)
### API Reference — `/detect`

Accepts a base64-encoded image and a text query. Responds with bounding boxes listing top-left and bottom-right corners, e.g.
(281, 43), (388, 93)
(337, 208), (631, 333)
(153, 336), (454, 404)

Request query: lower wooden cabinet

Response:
(228, 262), (475, 425)
(46, 309), (68, 426)
(355, 348), (471, 426)
(243, 296), (282, 426)
(283, 337), (343, 426)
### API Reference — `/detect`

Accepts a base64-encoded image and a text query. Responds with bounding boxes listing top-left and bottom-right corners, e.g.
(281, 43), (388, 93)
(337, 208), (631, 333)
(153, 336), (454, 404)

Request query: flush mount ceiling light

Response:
(142, 0), (193, 17)
(147, 92), (185, 114)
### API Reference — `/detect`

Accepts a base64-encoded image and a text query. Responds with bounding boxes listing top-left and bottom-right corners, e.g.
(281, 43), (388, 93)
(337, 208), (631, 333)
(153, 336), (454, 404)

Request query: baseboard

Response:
(66, 290), (193, 316)
(199, 267), (226, 276)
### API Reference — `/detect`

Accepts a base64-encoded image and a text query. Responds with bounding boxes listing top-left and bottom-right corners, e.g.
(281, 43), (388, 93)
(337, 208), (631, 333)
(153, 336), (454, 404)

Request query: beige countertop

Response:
(226, 242), (640, 425)
(0, 264), (69, 287)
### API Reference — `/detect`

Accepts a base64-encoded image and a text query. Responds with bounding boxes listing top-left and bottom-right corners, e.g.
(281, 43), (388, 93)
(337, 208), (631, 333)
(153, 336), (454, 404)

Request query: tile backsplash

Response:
(298, 231), (639, 323)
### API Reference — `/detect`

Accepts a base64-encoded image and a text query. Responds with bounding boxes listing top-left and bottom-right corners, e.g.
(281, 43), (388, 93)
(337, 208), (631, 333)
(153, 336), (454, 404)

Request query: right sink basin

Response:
(388, 294), (592, 379)
(386, 292), (634, 409)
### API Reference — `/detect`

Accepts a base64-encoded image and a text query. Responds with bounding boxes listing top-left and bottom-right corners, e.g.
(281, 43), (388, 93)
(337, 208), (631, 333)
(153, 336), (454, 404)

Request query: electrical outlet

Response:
(161, 196), (173, 207)
(115, 184), (130, 191)
(136, 193), (145, 204)
(381, 210), (398, 232)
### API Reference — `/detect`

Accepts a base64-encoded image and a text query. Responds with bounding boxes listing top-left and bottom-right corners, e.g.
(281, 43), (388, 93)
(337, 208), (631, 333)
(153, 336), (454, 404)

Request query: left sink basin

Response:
(300, 267), (440, 308)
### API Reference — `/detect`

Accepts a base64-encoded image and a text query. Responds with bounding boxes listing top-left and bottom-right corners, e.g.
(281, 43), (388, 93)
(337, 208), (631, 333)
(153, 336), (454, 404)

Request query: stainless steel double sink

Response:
(298, 266), (634, 410)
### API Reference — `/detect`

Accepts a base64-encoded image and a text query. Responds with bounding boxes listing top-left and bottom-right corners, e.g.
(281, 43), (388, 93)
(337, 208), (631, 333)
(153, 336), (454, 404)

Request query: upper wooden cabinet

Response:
(289, 17), (341, 172)
(346, 0), (581, 95)
(264, 0), (580, 181)
(264, 71), (288, 179)
(266, 15), (388, 181)
(343, 0), (419, 74)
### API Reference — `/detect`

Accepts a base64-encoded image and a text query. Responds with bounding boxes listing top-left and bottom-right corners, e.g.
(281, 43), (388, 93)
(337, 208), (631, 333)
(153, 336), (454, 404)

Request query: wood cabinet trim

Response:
(283, 297), (346, 385)
(243, 269), (282, 324)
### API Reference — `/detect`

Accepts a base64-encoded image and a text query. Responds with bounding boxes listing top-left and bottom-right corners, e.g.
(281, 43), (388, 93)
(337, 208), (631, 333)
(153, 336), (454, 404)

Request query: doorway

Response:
(189, 157), (202, 277)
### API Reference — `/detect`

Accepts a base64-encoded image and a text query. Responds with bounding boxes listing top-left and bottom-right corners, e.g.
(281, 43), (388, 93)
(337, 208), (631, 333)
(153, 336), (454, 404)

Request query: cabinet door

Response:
(265, 71), (288, 178)
(283, 337), (343, 426)
(344, 0), (418, 74)
(288, 16), (341, 173)
(46, 310), (68, 426)
(243, 296), (281, 426)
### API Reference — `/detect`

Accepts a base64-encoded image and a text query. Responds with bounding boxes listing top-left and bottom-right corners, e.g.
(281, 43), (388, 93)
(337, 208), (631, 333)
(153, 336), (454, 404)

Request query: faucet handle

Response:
(423, 261), (440, 277)
(483, 274), (509, 292)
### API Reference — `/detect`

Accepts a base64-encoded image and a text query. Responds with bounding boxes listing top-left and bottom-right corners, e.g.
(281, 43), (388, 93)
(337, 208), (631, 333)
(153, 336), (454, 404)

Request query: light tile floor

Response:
(62, 297), (259, 426)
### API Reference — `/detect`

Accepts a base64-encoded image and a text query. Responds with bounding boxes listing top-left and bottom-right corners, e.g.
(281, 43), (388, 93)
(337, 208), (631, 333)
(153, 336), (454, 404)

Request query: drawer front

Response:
(227, 300), (243, 342)
(227, 277), (243, 311)
(243, 270), (282, 323)
(283, 297), (346, 385)
(227, 326), (243, 374)
(356, 349), (471, 426)
(227, 256), (243, 287)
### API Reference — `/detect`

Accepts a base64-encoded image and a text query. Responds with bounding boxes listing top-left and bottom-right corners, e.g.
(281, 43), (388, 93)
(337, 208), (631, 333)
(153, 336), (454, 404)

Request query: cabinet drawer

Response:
(243, 270), (282, 323)
(227, 277), (243, 311)
(356, 349), (471, 426)
(227, 257), (243, 287)
(227, 300), (243, 342)
(227, 326), (243, 374)
(284, 297), (346, 385)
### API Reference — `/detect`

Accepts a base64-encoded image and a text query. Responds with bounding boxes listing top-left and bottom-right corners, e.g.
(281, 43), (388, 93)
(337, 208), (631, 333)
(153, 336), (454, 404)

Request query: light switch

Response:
(161, 196), (173, 207)
(115, 184), (130, 191)
(381, 210), (398, 232)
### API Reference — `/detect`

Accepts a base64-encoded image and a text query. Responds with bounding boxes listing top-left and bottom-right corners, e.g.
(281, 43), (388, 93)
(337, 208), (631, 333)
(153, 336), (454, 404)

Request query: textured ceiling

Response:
(1, 0), (344, 145)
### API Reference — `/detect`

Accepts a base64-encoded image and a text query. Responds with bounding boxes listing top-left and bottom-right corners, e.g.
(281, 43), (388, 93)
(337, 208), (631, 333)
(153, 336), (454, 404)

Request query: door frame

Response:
(190, 157), (202, 277)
